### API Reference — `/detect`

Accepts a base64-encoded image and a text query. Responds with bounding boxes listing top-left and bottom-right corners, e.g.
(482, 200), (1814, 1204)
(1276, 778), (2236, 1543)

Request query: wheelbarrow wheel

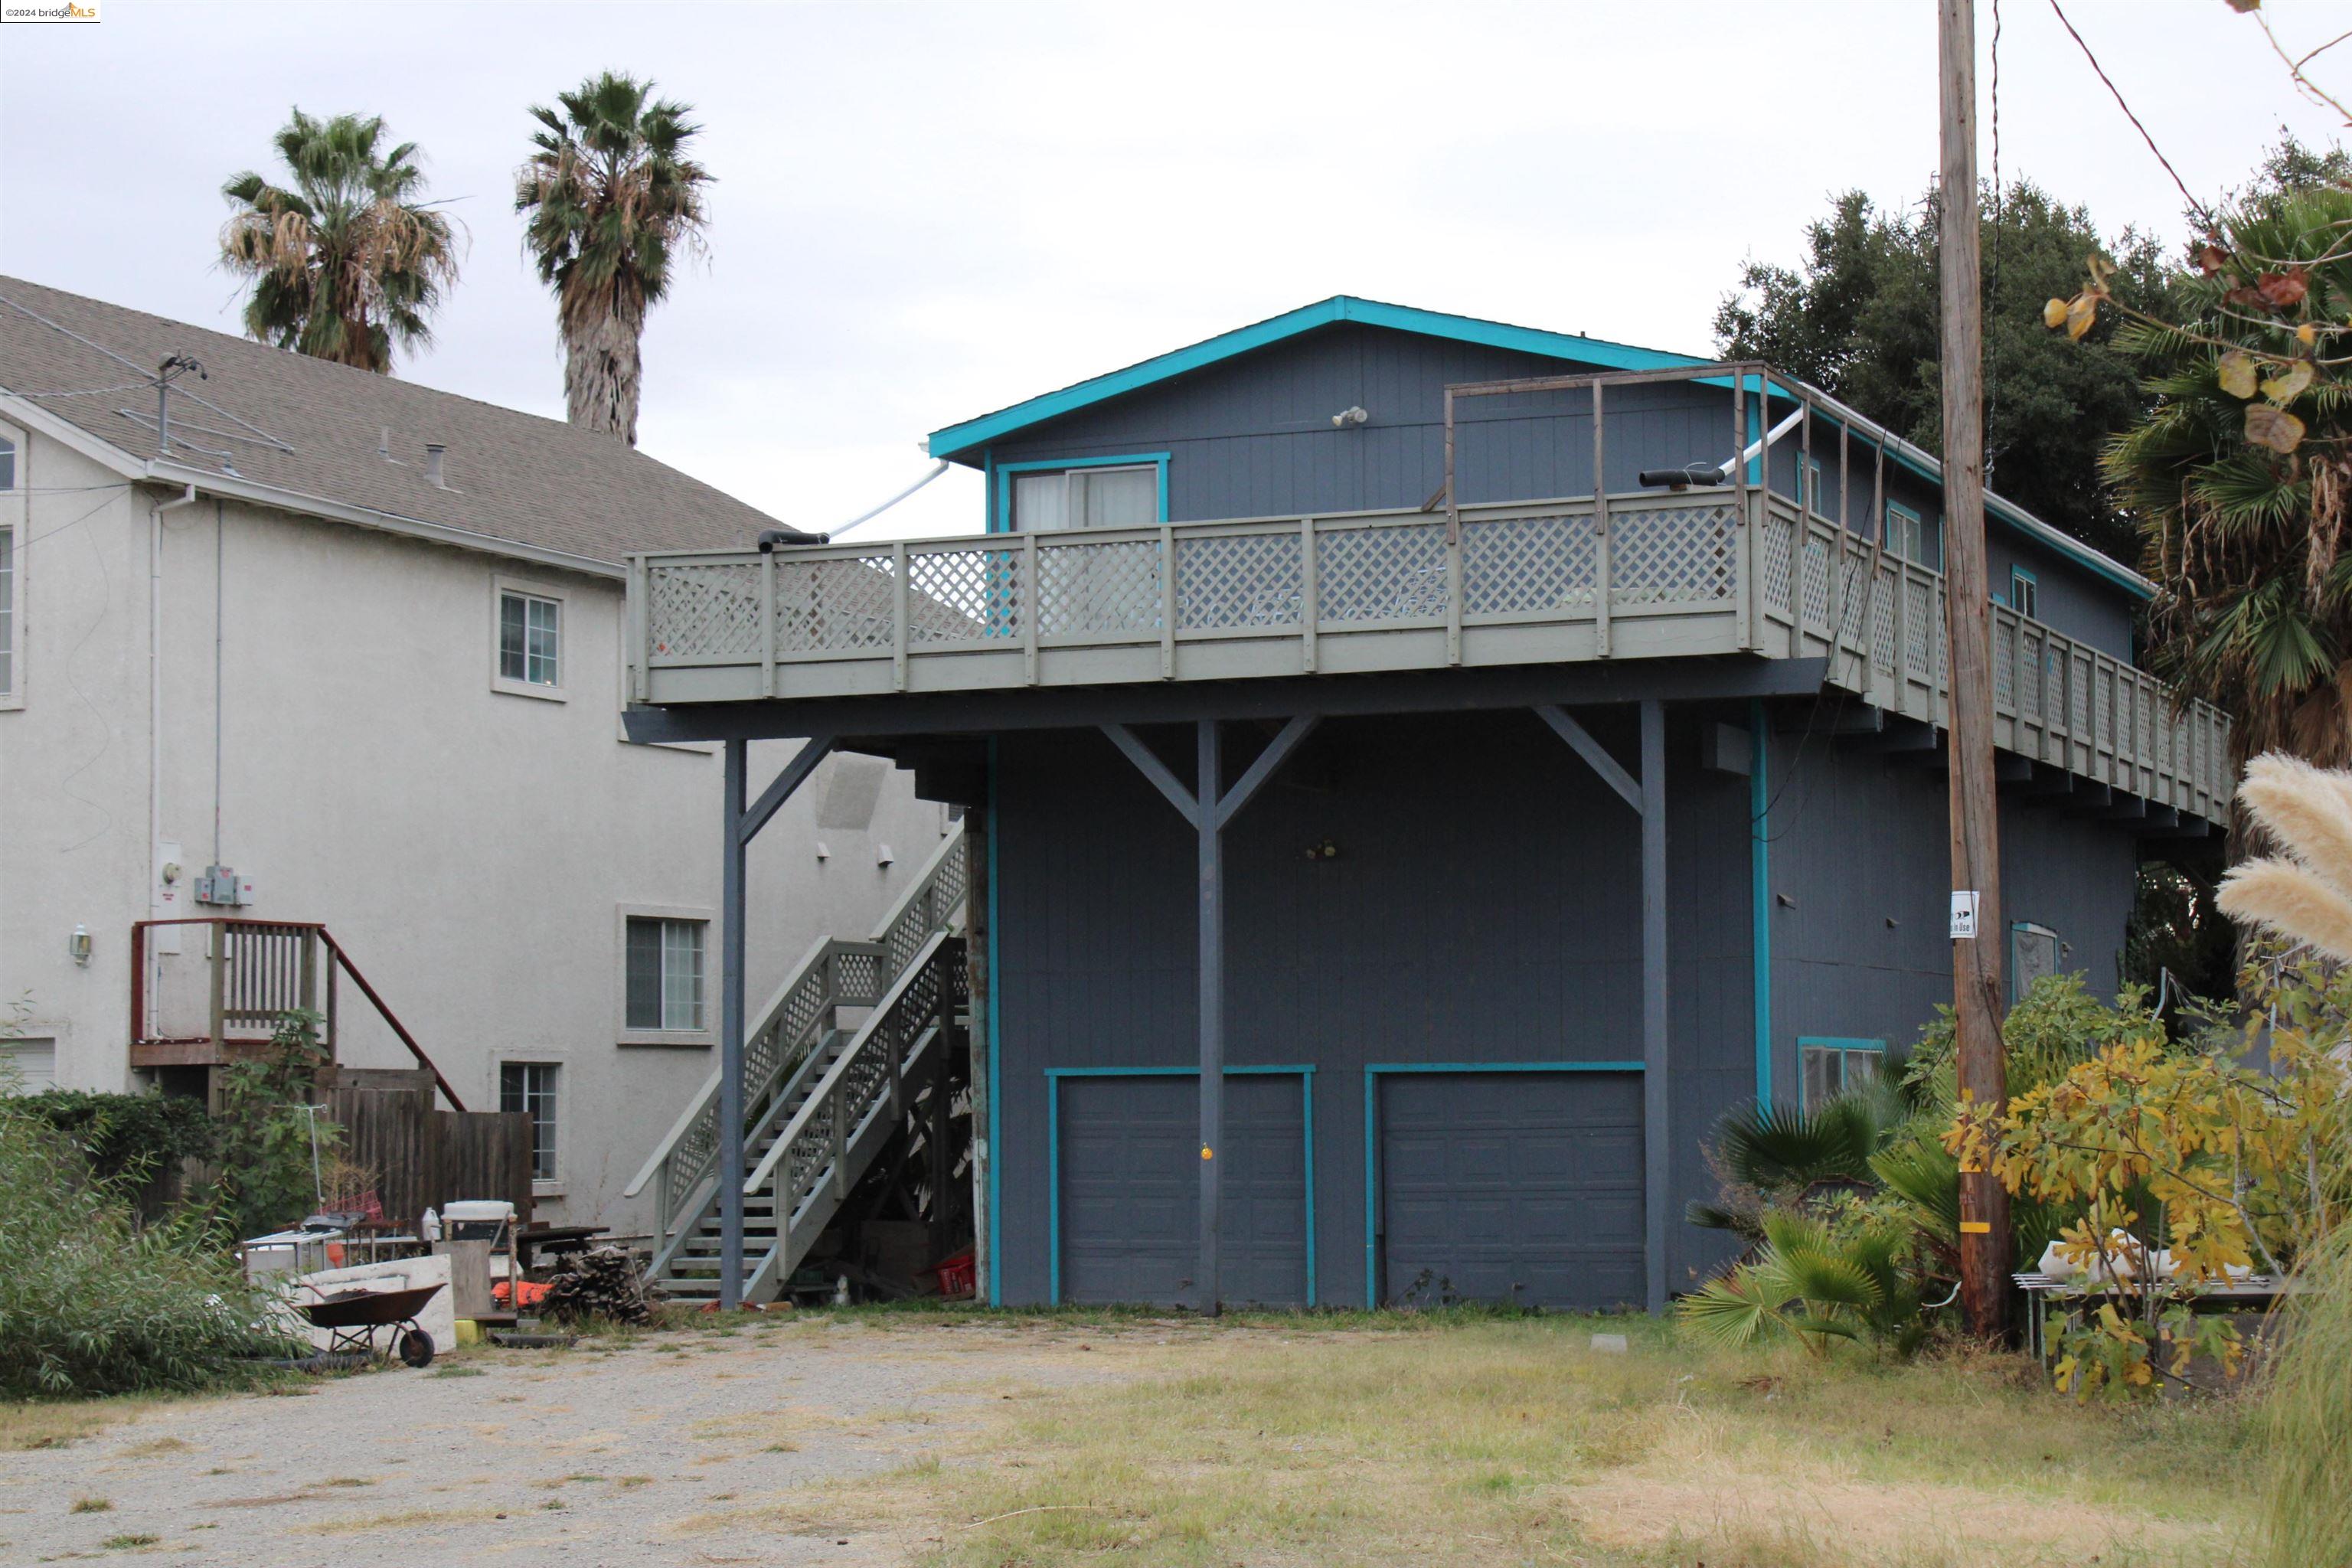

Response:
(397, 1327), (435, 1369)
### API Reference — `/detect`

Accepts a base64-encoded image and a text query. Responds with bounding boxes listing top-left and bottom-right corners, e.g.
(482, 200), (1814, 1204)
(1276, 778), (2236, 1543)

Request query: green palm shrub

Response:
(1677, 1211), (1927, 1357)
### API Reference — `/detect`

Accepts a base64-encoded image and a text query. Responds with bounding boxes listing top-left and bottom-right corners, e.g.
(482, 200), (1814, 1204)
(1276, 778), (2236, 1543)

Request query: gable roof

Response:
(924, 295), (1709, 462)
(926, 293), (2151, 601)
(0, 276), (780, 574)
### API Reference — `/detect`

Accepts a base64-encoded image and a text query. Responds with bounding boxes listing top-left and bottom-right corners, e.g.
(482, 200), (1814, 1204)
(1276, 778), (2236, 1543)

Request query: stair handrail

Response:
(622, 821), (968, 1224)
(128, 917), (466, 1111)
(742, 929), (963, 1201)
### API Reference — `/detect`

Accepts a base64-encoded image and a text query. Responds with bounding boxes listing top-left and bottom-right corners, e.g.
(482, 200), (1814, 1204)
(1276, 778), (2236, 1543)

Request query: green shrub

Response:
(202, 1010), (345, 1240)
(2264, 1227), (2352, 1566)
(0, 1107), (297, 1396)
(10, 1089), (214, 1185)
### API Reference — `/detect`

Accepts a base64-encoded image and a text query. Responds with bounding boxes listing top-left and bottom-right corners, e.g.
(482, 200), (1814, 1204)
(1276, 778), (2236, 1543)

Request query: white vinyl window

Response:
(1011, 464), (1158, 531)
(1795, 456), (1824, 515)
(2010, 568), (2039, 619)
(626, 916), (705, 1031)
(1800, 1038), (1884, 1108)
(1884, 502), (1939, 570)
(499, 1061), (560, 1182)
(500, 591), (560, 685)
(492, 575), (567, 701)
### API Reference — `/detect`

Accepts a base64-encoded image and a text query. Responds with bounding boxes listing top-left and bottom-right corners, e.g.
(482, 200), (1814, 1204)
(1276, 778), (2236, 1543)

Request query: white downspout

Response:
(147, 482), (199, 1042)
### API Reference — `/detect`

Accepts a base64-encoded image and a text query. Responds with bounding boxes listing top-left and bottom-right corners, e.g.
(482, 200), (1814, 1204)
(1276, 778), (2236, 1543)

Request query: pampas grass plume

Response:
(2220, 858), (2352, 964)
(2242, 753), (2352, 903)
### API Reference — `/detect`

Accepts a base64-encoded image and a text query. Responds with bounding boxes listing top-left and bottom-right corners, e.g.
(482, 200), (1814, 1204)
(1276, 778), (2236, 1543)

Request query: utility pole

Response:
(1938, 0), (2011, 1341)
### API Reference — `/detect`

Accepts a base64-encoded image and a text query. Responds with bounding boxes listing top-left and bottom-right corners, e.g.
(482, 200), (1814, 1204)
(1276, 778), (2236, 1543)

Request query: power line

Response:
(2046, 0), (2218, 231)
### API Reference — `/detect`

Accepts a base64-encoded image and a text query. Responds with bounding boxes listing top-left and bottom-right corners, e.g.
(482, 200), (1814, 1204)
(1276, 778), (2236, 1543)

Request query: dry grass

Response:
(0, 1398), (162, 1452)
(795, 1315), (2259, 1568)
(309, 1505), (503, 1534)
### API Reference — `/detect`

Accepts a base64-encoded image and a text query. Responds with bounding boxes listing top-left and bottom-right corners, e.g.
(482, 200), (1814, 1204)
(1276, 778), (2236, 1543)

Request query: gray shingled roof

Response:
(0, 275), (780, 569)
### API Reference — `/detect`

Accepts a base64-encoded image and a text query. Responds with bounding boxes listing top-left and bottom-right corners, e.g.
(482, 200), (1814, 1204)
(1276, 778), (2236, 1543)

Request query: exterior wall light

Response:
(1331, 406), (1370, 430)
(69, 925), (93, 967)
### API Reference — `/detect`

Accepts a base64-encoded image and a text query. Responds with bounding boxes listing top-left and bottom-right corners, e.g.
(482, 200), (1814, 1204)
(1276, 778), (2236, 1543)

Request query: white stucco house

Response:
(0, 276), (945, 1230)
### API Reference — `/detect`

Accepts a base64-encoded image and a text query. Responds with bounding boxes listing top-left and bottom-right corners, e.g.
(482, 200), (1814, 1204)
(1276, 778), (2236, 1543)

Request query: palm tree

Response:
(218, 110), (459, 374)
(2104, 184), (2352, 769)
(514, 73), (713, 444)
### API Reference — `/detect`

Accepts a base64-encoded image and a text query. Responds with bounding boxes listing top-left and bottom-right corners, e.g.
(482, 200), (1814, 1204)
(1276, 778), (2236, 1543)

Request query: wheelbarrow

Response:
(296, 1283), (443, 1368)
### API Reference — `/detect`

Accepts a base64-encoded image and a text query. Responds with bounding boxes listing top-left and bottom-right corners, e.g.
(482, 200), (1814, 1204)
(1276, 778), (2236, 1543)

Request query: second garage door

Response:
(1376, 1070), (1643, 1310)
(1057, 1071), (1310, 1308)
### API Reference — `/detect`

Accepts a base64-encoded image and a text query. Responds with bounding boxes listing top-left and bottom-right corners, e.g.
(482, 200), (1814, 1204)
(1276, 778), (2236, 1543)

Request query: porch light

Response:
(69, 925), (92, 967)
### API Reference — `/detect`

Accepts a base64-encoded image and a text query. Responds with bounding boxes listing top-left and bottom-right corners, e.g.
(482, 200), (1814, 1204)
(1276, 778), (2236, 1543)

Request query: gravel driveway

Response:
(0, 1315), (1112, 1567)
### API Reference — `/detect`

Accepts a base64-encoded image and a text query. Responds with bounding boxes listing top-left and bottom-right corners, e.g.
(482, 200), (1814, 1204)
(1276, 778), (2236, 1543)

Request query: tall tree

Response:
(217, 109), (459, 374)
(2102, 178), (2352, 767)
(514, 73), (713, 445)
(1713, 181), (2172, 561)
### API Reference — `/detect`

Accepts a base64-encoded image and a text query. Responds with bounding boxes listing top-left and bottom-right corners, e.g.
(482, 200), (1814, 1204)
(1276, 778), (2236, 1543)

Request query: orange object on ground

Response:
(491, 1278), (550, 1308)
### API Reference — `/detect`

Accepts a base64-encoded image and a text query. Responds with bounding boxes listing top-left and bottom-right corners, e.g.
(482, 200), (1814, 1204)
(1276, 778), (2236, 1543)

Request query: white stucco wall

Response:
(0, 417), (946, 1233)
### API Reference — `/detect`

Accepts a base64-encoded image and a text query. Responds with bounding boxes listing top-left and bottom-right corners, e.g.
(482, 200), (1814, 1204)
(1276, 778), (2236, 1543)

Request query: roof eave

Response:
(925, 295), (1711, 462)
(1, 391), (627, 580)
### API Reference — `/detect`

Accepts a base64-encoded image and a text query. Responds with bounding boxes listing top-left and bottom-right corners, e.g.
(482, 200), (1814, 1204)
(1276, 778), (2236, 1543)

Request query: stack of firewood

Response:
(539, 1246), (662, 1325)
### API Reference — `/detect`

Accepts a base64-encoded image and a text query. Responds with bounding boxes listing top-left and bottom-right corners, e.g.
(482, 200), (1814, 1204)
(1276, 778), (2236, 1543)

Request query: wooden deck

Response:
(629, 486), (2233, 822)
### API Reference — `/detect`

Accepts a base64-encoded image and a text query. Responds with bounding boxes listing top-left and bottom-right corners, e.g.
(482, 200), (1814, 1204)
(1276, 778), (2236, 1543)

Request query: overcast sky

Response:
(3, 1), (2346, 537)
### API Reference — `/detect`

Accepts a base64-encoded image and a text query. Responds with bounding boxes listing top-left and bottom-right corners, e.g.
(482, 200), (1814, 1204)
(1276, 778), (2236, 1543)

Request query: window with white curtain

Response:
(1011, 464), (1158, 531)
(626, 916), (705, 1031)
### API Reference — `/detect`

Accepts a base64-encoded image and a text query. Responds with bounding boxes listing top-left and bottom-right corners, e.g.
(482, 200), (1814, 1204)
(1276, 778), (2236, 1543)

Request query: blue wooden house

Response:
(621, 297), (2230, 1314)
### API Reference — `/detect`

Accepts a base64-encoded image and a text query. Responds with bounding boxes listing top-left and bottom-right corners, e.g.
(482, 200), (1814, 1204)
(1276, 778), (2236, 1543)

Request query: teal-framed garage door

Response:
(1050, 1067), (1315, 1307)
(1368, 1066), (1643, 1310)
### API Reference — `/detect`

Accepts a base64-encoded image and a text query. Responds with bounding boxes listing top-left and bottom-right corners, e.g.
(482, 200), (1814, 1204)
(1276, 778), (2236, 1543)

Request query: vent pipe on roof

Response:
(424, 443), (447, 488)
(379, 426), (394, 462)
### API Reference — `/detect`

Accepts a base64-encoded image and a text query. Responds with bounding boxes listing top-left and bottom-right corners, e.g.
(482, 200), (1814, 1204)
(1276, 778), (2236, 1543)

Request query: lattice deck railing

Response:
(622, 822), (967, 1247)
(632, 490), (2231, 819)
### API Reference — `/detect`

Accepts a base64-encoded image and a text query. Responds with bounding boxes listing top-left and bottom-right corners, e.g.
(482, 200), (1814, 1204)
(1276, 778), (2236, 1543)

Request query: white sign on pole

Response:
(1949, 890), (1981, 941)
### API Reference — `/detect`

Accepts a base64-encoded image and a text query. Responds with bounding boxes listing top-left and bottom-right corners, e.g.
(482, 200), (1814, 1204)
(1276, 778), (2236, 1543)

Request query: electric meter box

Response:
(195, 865), (256, 906)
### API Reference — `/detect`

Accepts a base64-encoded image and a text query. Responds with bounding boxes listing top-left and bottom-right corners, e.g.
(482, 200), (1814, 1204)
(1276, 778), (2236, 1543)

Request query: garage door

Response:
(1057, 1072), (1309, 1307)
(1377, 1070), (1642, 1310)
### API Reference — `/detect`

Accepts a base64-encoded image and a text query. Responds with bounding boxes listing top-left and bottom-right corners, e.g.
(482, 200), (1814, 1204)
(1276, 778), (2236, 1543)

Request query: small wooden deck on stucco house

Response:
(619, 297), (2230, 1314)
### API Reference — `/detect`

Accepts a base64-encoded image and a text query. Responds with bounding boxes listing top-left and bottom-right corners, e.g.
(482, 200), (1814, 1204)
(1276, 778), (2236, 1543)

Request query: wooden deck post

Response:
(1102, 714), (1320, 1314)
(718, 740), (750, 1312)
(1196, 720), (1225, 1315)
(1639, 697), (1669, 1316)
(1532, 700), (1668, 1315)
(717, 733), (836, 1310)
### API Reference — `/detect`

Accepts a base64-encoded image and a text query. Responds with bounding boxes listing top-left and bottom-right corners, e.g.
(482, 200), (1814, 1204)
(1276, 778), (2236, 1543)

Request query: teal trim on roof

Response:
(926, 296), (1710, 462)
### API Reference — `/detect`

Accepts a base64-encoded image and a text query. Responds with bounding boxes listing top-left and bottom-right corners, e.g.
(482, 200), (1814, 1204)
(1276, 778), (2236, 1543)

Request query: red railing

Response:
(129, 918), (466, 1111)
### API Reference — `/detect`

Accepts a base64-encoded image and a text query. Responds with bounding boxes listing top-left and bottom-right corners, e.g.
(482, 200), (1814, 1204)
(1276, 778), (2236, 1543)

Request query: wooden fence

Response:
(319, 1067), (533, 1232)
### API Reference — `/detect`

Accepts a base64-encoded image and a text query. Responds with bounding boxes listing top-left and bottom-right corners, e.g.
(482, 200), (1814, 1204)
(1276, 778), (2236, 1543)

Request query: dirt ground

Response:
(0, 1315), (1116, 1568)
(0, 1312), (2261, 1568)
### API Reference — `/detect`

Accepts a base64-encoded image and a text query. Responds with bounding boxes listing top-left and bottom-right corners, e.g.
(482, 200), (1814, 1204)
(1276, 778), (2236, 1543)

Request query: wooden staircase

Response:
(623, 828), (969, 1307)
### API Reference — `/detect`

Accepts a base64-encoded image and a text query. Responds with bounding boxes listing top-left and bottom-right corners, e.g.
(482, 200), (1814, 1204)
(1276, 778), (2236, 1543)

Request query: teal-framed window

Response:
(1884, 501), (1939, 569)
(1798, 1037), (1884, 1107)
(1795, 454), (1824, 515)
(2011, 921), (2061, 1003)
(2009, 567), (2038, 619)
(993, 453), (1169, 534)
